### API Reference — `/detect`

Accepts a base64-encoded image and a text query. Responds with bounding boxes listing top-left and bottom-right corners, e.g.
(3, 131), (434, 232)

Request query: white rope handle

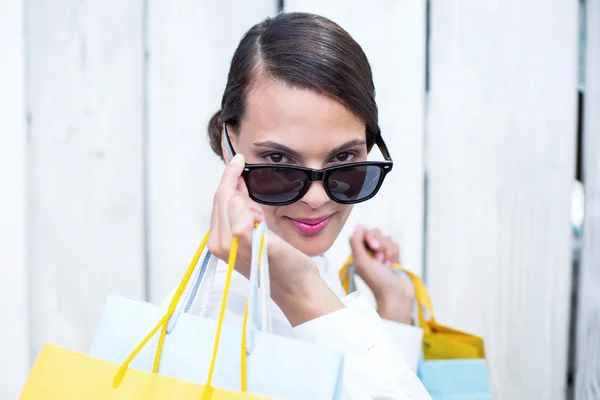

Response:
(246, 221), (273, 354)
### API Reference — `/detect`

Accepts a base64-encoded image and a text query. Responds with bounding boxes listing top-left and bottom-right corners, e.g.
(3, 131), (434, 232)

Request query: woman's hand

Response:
(207, 154), (265, 278)
(208, 154), (343, 326)
(350, 225), (414, 324)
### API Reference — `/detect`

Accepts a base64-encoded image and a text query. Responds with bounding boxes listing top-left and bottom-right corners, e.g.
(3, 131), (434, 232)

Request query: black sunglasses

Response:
(223, 123), (393, 206)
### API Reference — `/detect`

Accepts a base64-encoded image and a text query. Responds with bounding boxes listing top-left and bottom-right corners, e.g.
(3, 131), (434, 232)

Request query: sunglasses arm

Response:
(223, 122), (236, 161)
(375, 133), (393, 162)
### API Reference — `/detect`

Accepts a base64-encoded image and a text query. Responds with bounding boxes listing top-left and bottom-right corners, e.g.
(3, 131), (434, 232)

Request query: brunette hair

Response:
(208, 12), (379, 159)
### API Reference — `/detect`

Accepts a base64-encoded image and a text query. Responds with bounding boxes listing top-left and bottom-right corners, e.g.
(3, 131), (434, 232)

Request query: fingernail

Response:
(376, 253), (385, 262)
(370, 240), (380, 249)
(231, 154), (242, 164)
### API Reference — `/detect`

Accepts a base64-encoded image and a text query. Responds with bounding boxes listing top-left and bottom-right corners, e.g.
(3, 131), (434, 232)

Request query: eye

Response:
(265, 152), (289, 163)
(334, 152), (356, 163)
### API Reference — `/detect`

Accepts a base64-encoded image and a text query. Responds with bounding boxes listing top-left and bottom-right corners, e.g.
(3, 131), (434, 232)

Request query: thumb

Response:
(220, 153), (246, 190)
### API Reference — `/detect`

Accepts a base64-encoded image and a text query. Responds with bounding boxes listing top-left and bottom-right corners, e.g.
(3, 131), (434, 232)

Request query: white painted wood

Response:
(27, 0), (146, 359)
(426, 2), (578, 399)
(0, 1), (29, 398)
(575, 0), (600, 398)
(146, 1), (278, 302)
(283, 0), (427, 277)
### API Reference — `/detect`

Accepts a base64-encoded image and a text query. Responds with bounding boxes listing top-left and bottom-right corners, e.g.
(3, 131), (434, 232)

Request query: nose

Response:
(299, 181), (330, 209)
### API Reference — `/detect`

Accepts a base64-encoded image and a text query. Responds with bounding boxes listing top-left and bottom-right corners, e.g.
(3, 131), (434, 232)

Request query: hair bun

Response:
(208, 110), (223, 159)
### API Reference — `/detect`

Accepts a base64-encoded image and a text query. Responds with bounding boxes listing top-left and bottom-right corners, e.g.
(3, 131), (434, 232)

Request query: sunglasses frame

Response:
(223, 122), (394, 206)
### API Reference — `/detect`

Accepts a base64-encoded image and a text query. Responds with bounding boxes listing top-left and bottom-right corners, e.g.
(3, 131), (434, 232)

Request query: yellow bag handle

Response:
(392, 265), (439, 333)
(339, 255), (439, 333)
(339, 256), (353, 295)
(113, 229), (264, 399)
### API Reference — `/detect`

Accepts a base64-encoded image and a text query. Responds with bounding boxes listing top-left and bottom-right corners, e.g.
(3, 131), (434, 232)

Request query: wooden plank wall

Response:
(2, 1), (591, 399)
(283, 0), (427, 277)
(575, 0), (600, 398)
(426, 2), (579, 399)
(0, 1), (29, 398)
(26, 0), (147, 361)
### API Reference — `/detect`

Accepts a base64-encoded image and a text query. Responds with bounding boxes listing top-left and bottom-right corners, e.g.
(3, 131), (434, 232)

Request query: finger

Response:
(367, 229), (392, 265)
(218, 153), (246, 193)
(378, 235), (397, 263)
(218, 190), (233, 251)
(251, 209), (265, 223)
(236, 175), (250, 198)
(250, 206), (265, 223)
(229, 195), (255, 241)
(365, 229), (383, 252)
(349, 225), (369, 264)
(229, 196), (265, 226)
(213, 154), (245, 250)
(384, 237), (400, 263)
(208, 199), (220, 254)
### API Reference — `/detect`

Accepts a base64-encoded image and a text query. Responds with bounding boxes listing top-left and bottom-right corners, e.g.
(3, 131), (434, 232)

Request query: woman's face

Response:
(225, 78), (367, 256)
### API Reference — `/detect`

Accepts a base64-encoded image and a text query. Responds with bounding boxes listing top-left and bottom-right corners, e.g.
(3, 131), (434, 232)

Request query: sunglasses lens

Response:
(327, 165), (383, 202)
(246, 167), (308, 204)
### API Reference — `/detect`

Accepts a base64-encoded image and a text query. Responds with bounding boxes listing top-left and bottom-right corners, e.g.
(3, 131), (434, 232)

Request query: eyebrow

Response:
(325, 139), (367, 159)
(253, 139), (367, 160)
(253, 141), (303, 159)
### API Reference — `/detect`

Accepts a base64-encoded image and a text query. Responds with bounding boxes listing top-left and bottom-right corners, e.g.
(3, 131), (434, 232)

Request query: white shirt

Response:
(179, 254), (431, 400)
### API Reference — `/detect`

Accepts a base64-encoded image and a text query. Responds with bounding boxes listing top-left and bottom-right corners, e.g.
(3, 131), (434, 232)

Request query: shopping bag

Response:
(339, 255), (491, 399)
(19, 345), (265, 400)
(399, 267), (491, 399)
(339, 257), (485, 360)
(397, 267), (485, 360)
(19, 231), (269, 400)
(417, 359), (490, 400)
(90, 223), (344, 400)
(338, 257), (423, 371)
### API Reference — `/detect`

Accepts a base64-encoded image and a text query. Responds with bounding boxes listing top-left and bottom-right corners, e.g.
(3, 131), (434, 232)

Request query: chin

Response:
(288, 235), (334, 257)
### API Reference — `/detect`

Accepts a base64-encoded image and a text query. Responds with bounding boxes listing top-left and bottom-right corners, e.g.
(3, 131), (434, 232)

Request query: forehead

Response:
(239, 78), (366, 150)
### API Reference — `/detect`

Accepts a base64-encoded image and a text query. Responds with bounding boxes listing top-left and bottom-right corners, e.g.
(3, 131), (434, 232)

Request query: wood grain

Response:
(575, 0), (600, 398)
(26, 0), (146, 358)
(426, 1), (578, 398)
(0, 1), (29, 398)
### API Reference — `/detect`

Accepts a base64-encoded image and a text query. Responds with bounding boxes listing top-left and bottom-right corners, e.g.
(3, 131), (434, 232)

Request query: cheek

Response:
(333, 204), (353, 227)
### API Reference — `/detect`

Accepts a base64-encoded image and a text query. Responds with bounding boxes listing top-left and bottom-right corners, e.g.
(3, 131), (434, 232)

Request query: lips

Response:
(287, 215), (332, 235)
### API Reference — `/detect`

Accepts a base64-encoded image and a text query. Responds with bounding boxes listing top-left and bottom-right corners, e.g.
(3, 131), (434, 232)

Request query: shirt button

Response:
(365, 343), (376, 355)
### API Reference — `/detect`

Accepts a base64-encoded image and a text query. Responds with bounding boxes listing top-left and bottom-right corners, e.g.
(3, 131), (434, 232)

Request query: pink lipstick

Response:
(288, 216), (332, 235)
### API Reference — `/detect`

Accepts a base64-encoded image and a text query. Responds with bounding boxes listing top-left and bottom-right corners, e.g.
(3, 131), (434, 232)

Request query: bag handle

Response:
(168, 227), (272, 337)
(245, 222), (271, 354)
(240, 222), (269, 392)
(112, 231), (210, 387)
(163, 247), (213, 335)
(338, 255), (439, 332)
(112, 228), (260, 399)
(390, 264), (439, 333)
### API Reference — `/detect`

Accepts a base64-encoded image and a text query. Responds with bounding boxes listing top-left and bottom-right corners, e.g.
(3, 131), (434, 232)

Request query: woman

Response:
(187, 12), (430, 399)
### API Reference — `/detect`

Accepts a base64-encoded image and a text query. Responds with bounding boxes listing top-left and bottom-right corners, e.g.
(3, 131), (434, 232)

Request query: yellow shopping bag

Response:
(339, 255), (485, 361)
(20, 231), (270, 400)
